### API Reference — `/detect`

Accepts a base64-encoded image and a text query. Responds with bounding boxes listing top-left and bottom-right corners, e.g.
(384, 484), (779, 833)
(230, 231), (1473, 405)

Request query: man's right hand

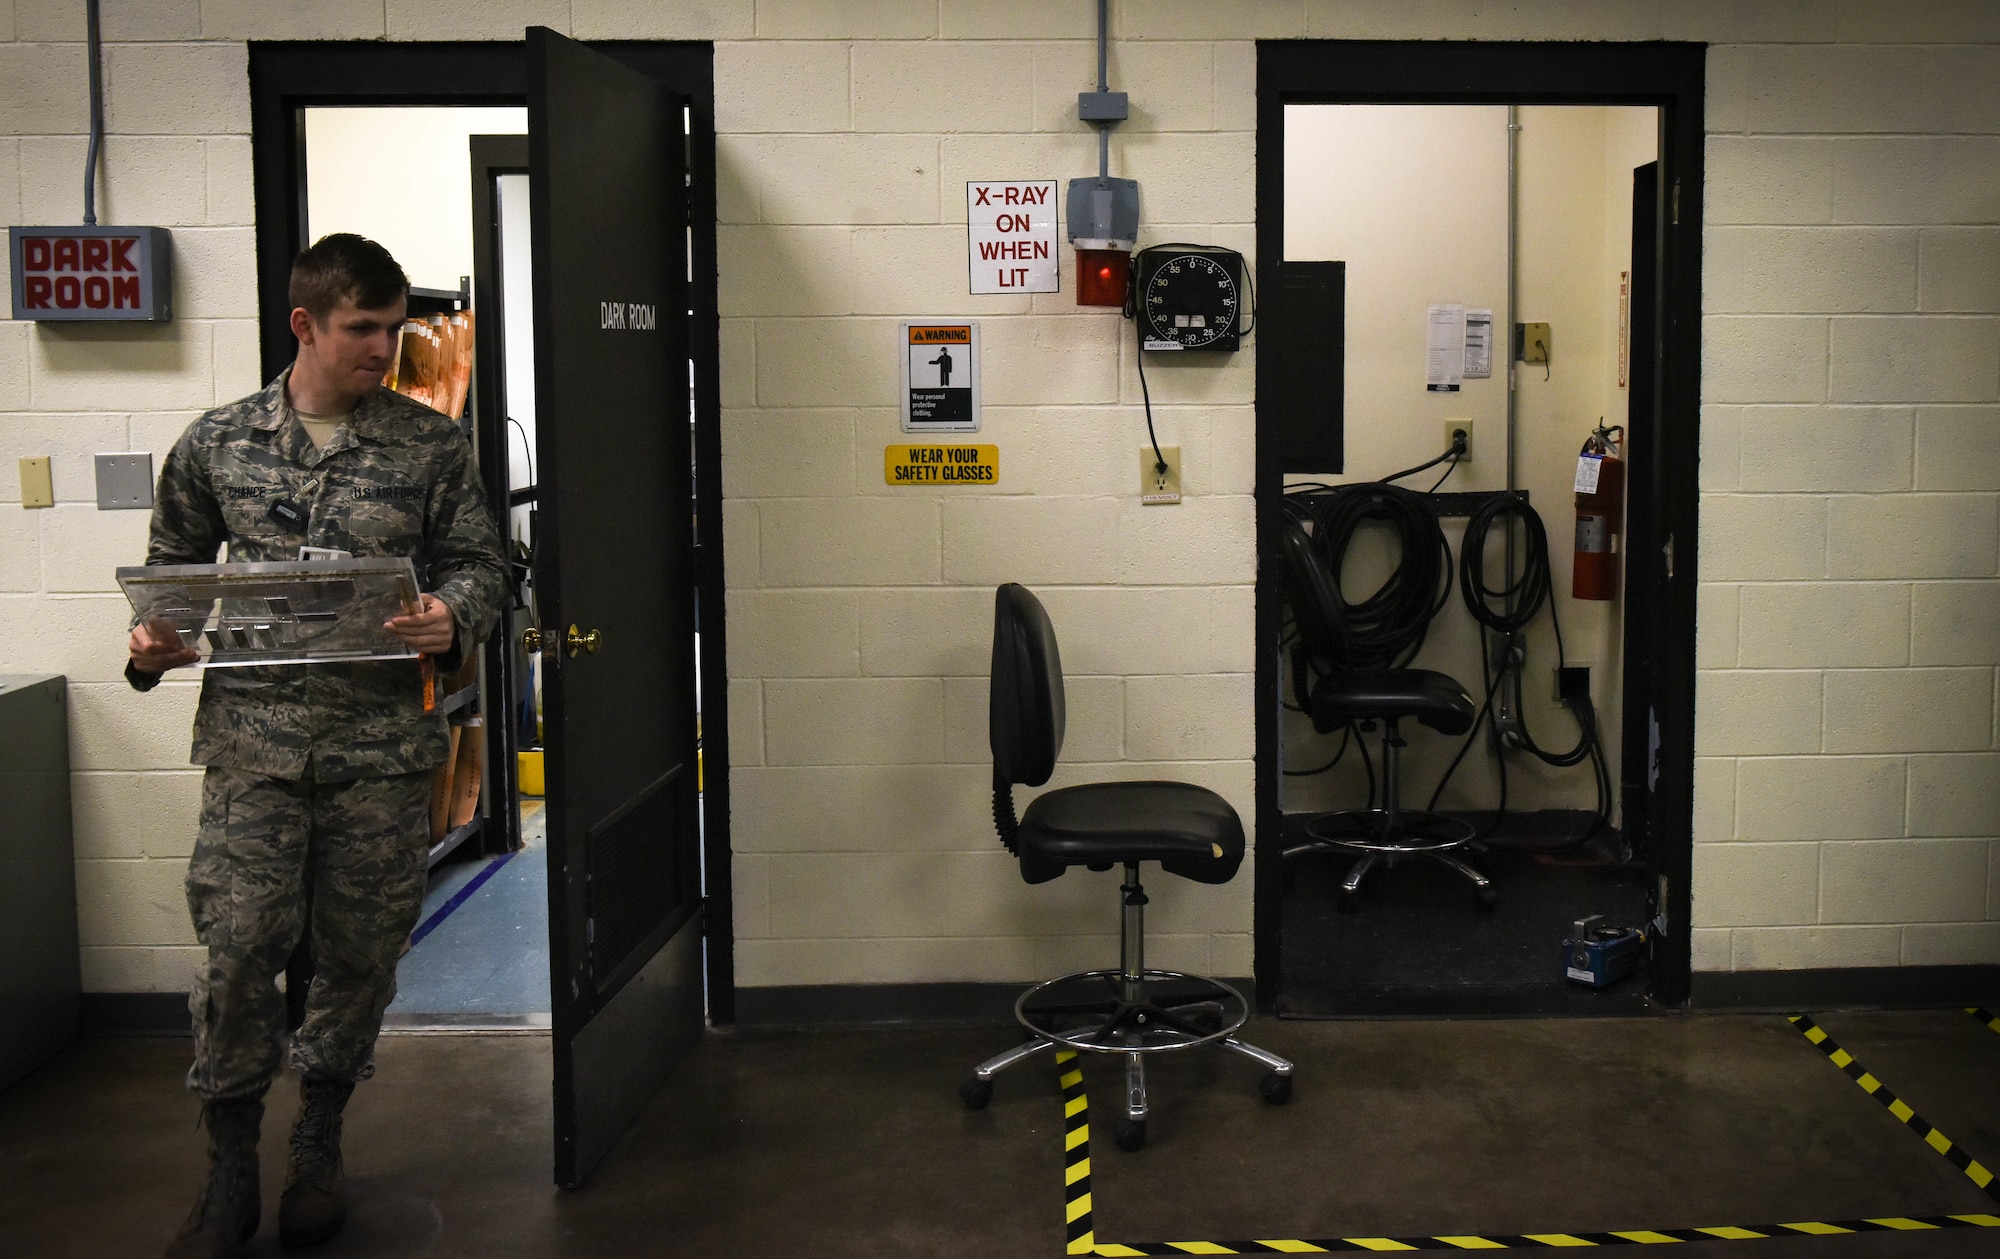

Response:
(129, 619), (200, 675)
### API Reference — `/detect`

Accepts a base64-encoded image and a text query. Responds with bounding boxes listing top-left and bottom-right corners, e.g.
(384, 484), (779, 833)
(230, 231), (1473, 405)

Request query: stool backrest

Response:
(989, 583), (1065, 787)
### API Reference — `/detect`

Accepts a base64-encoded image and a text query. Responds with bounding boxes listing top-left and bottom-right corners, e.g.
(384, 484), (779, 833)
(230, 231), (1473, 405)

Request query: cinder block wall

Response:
(1, 2), (1995, 995)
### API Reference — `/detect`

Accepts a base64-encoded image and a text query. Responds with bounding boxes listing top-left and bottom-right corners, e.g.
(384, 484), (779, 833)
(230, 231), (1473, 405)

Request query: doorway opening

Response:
(1253, 43), (1705, 1018)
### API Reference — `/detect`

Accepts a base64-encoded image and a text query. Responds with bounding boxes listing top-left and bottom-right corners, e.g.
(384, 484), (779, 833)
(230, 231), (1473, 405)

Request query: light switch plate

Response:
(19, 456), (54, 508)
(95, 452), (154, 510)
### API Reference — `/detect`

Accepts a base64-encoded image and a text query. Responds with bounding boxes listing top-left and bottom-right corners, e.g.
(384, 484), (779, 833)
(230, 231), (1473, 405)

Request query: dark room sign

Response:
(9, 225), (173, 322)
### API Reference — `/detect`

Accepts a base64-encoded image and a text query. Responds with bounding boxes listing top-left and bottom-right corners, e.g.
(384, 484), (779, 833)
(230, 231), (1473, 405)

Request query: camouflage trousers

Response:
(185, 766), (431, 1102)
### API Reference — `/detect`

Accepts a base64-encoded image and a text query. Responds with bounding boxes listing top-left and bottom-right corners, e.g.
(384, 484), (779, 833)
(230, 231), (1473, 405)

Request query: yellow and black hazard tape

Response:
(1060, 1050), (1096, 1256)
(1971, 1007), (2000, 1037)
(1788, 1013), (2000, 1205)
(1052, 1019), (2000, 1255)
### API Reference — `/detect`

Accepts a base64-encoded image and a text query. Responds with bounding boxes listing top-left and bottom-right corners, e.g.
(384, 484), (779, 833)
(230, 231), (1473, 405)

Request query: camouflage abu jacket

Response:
(134, 366), (509, 782)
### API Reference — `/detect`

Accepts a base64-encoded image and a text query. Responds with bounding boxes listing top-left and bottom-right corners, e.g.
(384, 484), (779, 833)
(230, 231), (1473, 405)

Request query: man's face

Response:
(294, 294), (407, 401)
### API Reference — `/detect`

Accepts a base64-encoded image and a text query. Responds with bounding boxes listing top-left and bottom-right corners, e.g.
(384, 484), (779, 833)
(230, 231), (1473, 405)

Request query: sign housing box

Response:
(10, 225), (174, 322)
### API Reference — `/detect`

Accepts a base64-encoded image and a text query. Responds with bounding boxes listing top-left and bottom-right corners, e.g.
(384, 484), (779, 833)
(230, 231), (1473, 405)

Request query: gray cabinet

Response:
(0, 675), (79, 1091)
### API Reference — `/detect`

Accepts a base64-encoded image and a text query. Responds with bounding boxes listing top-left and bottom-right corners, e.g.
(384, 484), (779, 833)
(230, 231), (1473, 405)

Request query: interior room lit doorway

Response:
(1252, 42), (1705, 1018)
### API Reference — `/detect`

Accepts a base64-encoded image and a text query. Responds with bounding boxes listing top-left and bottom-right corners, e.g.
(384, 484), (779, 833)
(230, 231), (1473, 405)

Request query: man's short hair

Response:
(289, 233), (408, 323)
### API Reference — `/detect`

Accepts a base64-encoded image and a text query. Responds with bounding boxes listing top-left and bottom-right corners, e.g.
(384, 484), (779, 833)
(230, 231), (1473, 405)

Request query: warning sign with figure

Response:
(900, 321), (981, 433)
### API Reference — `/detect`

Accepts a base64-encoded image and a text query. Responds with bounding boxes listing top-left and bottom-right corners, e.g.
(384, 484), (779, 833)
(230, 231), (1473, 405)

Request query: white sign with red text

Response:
(965, 181), (1058, 295)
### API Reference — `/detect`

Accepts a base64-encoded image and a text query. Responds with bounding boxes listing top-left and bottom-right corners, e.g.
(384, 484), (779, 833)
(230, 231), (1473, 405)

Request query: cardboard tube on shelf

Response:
(449, 718), (484, 830)
(430, 726), (462, 841)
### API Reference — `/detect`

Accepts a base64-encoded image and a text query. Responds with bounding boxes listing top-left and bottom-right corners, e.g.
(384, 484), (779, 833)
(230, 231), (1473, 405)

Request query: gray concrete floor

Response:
(1, 1011), (1996, 1256)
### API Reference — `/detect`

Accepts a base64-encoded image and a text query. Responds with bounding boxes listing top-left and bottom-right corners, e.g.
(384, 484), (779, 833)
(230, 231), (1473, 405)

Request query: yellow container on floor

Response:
(517, 749), (545, 797)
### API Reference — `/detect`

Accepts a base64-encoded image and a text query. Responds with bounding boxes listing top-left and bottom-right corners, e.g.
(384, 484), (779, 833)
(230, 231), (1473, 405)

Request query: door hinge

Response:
(1662, 532), (1675, 581)
(1670, 181), (1680, 225)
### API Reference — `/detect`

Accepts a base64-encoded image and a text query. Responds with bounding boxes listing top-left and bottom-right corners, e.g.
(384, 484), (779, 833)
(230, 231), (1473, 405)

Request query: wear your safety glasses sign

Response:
(900, 321), (981, 433)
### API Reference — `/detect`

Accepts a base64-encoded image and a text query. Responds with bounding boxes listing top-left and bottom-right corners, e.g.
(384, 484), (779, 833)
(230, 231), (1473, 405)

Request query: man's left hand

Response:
(386, 593), (456, 655)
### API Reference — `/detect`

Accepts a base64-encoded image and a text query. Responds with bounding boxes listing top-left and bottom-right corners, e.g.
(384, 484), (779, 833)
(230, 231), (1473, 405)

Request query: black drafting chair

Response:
(958, 583), (1293, 1152)
(1277, 509), (1492, 908)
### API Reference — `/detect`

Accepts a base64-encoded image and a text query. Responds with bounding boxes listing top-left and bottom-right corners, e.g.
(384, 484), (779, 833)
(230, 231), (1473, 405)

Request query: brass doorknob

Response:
(566, 624), (601, 657)
(521, 627), (543, 654)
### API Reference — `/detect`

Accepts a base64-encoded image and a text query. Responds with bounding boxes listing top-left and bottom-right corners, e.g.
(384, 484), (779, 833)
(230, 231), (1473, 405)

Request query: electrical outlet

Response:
(19, 456), (54, 508)
(1444, 420), (1474, 461)
(1141, 445), (1181, 505)
(1517, 321), (1552, 364)
(1555, 664), (1592, 703)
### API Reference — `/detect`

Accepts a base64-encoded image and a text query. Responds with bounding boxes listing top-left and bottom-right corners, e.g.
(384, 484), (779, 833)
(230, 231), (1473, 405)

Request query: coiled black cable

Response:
(1283, 482), (1452, 671)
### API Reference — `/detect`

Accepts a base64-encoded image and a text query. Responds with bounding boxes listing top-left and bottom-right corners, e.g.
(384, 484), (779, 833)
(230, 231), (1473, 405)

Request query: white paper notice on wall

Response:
(1426, 302), (1465, 392)
(1464, 308), (1493, 379)
(966, 181), (1058, 295)
(1575, 453), (1604, 494)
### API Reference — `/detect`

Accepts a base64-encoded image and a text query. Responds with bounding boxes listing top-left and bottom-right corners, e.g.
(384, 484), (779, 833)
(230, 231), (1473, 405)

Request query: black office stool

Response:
(958, 584), (1293, 1152)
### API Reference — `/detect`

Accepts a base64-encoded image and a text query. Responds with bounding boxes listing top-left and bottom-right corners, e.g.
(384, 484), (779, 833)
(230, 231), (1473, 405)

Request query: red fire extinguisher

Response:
(1573, 422), (1625, 602)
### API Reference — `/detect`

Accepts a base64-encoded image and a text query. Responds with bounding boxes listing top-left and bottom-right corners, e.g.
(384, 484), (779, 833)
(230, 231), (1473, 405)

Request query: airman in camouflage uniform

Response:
(130, 234), (507, 1258)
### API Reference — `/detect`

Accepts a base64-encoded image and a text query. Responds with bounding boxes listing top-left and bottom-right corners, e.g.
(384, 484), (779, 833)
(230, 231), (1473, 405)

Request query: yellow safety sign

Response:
(884, 443), (998, 486)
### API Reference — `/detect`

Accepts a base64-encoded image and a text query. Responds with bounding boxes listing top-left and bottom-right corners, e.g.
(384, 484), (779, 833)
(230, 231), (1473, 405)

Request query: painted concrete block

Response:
(738, 135), (940, 225)
(1308, 0), (1660, 40)
(104, 43), (251, 135)
(16, 0), (201, 41)
(734, 939), (866, 987)
(1920, 228), (2000, 315)
(570, 0), (754, 39)
(720, 407), (859, 498)
(73, 857), (197, 948)
(78, 947), (156, 994)
(942, 495), (1122, 586)
(754, 318), (902, 408)
(721, 498), (759, 588)
(1035, 585), (1254, 677)
(852, 42), (1035, 134)
(730, 763), (994, 852)
(204, 136), (255, 225)
(1703, 317), (1828, 404)
(1901, 922), (2000, 967)
(1108, 41), (1218, 133)
(1732, 925), (1900, 970)
(1705, 227), (1916, 316)
(1737, 582), (1909, 669)
(727, 678), (763, 767)
(29, 322), (215, 412)
(1117, 495), (1254, 586)
(1823, 667), (1992, 754)
(1907, 753), (2000, 837)
(1700, 407), (1742, 492)
(943, 0), (1095, 39)
(67, 679), (200, 771)
(1704, 138), (1834, 226)
(1911, 581), (2000, 667)
(762, 676), (944, 766)
(731, 852), (769, 936)
(0, 514), (40, 592)
(1697, 584), (1739, 669)
(1821, 838), (1989, 923)
(1830, 317), (2000, 405)
(719, 317), (754, 407)
(0, 593), (135, 683)
(1133, 0), (1303, 39)
(1694, 756), (1736, 843)
(1828, 493), (1999, 580)
(1690, 841), (1819, 927)
(851, 227), (1034, 317)
(41, 505), (147, 593)
(1915, 407), (2000, 492)
(1735, 46), (2000, 136)
(718, 226), (859, 318)
(759, 496), (940, 587)
(754, 0), (936, 39)
(1116, 131), (1254, 227)
(1736, 756), (1908, 841)
(0, 43), (88, 136)
(210, 320), (262, 403)
(20, 136), (206, 227)
(1832, 138), (2000, 227)
(861, 935), (1038, 984)
(197, 0), (383, 38)
(70, 769), (203, 861)
(0, 413), (130, 503)
(725, 588), (860, 679)
(166, 226), (258, 320)
(1690, 927), (1731, 971)
(1692, 670), (1823, 756)
(978, 316), (1122, 407)
(858, 585), (993, 679)
(1699, 495), (1827, 582)
(1124, 673), (1252, 762)
(385, 1), (572, 42)
(0, 325), (27, 414)
(1737, 406), (1913, 494)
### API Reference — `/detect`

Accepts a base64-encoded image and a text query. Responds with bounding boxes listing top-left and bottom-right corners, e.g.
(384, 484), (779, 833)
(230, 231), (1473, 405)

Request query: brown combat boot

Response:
(164, 1098), (263, 1259)
(278, 1074), (355, 1247)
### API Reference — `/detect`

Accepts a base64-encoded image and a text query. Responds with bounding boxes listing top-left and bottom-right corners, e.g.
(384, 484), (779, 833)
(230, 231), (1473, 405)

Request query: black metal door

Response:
(527, 26), (701, 1188)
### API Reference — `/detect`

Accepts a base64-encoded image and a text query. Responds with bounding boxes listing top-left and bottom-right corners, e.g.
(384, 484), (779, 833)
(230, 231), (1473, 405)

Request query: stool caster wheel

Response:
(1259, 1072), (1293, 1105)
(1476, 886), (1497, 911)
(959, 1076), (993, 1110)
(1114, 1119), (1146, 1152)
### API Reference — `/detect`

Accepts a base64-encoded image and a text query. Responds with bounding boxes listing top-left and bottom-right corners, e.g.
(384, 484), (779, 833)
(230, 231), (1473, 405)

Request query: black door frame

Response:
(247, 40), (736, 1021)
(1252, 41), (1705, 1012)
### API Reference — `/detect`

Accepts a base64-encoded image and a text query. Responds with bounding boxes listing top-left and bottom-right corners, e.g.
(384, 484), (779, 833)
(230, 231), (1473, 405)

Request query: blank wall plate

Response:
(1141, 446), (1181, 505)
(1517, 321), (1552, 364)
(19, 456), (54, 508)
(95, 452), (154, 510)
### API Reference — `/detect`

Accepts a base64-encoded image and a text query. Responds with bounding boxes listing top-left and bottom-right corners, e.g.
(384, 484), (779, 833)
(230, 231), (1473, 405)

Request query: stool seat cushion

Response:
(1017, 780), (1244, 886)
(1309, 668), (1476, 736)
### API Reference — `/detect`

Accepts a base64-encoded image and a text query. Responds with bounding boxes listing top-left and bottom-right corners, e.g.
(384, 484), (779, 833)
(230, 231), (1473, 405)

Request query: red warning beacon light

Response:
(1076, 247), (1130, 308)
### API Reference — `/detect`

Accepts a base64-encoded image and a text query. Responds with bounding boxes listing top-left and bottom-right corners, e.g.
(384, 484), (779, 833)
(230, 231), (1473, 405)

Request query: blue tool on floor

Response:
(1562, 914), (1643, 988)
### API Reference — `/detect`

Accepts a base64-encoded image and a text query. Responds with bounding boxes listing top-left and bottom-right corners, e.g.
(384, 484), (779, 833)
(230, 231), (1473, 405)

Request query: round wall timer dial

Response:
(1138, 248), (1243, 351)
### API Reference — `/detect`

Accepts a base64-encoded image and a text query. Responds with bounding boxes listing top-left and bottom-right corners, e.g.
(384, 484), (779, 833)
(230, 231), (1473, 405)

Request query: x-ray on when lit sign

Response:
(966, 181), (1058, 295)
